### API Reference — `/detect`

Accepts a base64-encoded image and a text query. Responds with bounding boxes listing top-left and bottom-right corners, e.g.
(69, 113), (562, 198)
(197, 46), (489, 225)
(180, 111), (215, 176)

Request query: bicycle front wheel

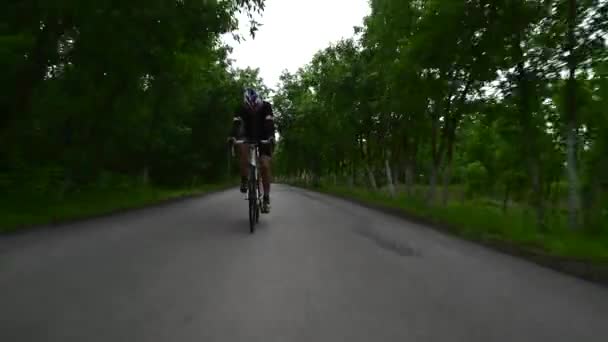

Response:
(248, 168), (257, 233)
(255, 173), (261, 223)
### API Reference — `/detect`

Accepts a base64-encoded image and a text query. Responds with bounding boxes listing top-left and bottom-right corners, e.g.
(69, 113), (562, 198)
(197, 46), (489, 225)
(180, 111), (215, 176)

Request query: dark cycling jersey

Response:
(232, 101), (275, 141)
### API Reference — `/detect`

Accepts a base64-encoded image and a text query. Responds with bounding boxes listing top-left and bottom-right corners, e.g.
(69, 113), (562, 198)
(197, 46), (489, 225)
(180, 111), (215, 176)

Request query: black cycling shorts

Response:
(239, 138), (272, 158)
(258, 143), (273, 158)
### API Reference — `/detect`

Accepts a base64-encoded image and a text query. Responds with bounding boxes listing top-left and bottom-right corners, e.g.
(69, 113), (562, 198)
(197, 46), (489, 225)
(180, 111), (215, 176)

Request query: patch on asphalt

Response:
(355, 228), (420, 257)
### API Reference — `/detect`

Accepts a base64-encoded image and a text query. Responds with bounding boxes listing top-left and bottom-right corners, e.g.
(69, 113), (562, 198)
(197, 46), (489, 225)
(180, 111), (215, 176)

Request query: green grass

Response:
(0, 183), (234, 234)
(296, 182), (608, 263)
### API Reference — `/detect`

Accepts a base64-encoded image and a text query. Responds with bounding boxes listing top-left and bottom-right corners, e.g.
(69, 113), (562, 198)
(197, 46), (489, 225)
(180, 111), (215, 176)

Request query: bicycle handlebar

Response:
(229, 138), (273, 158)
(233, 139), (273, 145)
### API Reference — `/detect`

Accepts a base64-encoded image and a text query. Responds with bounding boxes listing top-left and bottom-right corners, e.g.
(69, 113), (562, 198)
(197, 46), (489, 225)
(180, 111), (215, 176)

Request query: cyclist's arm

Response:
(263, 103), (276, 143)
(229, 109), (243, 142)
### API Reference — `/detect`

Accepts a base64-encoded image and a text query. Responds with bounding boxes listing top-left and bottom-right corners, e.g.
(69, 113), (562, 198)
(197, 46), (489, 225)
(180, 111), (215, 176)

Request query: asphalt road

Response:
(1, 184), (608, 341)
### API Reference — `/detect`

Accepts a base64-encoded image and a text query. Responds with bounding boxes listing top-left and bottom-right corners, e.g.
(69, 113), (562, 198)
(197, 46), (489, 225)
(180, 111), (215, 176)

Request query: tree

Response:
(0, 0), (268, 195)
(274, 0), (607, 235)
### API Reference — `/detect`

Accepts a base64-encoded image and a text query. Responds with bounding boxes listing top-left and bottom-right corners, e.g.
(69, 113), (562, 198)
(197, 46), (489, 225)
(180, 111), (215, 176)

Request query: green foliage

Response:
(0, 1), (269, 230)
(275, 0), (607, 233)
(464, 161), (488, 198)
(0, 0), (267, 195)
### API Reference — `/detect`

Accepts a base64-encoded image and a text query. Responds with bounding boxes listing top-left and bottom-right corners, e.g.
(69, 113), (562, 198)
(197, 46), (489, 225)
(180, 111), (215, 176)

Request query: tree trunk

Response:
(427, 110), (441, 204)
(406, 138), (418, 197)
(366, 164), (378, 190)
(392, 164), (400, 186)
(142, 166), (149, 185)
(566, 0), (581, 229)
(429, 138), (449, 205)
(355, 135), (363, 186)
(428, 162), (439, 204)
(566, 125), (581, 228)
(530, 159), (545, 229)
(405, 162), (414, 197)
(441, 126), (456, 206)
(441, 158), (453, 206)
(141, 81), (167, 182)
(385, 154), (395, 198)
(227, 146), (232, 180)
(514, 28), (546, 229)
(438, 75), (471, 206)
(502, 184), (510, 213)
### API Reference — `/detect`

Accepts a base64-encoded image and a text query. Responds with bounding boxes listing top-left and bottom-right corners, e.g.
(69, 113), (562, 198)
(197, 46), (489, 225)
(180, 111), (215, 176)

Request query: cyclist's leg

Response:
(260, 155), (271, 195)
(239, 143), (249, 192)
(259, 145), (272, 211)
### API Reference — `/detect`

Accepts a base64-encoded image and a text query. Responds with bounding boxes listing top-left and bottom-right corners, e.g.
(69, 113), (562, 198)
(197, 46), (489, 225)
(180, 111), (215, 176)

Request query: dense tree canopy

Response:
(1, 0), (266, 195)
(2, 0), (606, 233)
(274, 0), (607, 231)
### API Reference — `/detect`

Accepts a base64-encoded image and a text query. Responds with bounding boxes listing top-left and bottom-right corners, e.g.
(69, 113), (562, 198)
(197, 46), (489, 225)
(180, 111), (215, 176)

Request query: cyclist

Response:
(228, 88), (276, 213)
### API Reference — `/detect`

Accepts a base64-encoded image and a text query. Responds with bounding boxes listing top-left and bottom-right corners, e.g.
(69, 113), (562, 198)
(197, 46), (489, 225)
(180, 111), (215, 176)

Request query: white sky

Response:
(222, 0), (371, 90)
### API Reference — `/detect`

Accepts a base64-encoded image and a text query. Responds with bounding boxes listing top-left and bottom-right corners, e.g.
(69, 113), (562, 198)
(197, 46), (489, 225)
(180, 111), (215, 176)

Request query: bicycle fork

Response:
(247, 145), (259, 201)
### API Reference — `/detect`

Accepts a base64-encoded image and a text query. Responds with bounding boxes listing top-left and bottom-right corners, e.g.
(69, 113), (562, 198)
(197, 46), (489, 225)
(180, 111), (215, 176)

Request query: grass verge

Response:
(0, 182), (235, 234)
(289, 182), (608, 285)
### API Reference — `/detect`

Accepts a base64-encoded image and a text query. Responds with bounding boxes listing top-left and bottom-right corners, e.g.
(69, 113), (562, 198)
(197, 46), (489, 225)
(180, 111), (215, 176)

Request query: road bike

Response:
(232, 139), (272, 233)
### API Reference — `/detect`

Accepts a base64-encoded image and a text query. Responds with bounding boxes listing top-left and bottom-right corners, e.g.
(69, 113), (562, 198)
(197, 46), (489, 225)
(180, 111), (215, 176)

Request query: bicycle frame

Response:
(248, 144), (259, 172)
(234, 139), (271, 180)
(233, 139), (271, 233)
(248, 144), (261, 202)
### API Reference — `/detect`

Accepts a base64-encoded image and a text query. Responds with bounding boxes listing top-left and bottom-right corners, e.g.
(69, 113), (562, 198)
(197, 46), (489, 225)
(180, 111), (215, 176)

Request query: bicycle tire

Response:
(248, 167), (257, 233)
(255, 172), (261, 222)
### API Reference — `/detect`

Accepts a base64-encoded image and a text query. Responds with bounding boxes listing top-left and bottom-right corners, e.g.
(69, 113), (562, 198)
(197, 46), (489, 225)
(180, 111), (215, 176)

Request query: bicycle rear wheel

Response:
(248, 167), (257, 233)
(255, 172), (261, 223)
